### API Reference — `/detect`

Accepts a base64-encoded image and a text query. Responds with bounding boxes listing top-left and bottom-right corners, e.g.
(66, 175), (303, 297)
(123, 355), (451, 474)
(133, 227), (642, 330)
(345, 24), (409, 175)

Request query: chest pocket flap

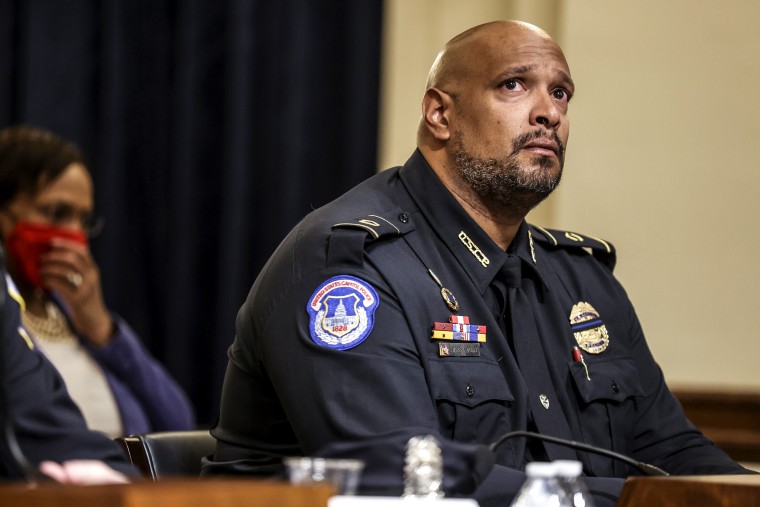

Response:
(428, 359), (514, 407)
(569, 358), (644, 404)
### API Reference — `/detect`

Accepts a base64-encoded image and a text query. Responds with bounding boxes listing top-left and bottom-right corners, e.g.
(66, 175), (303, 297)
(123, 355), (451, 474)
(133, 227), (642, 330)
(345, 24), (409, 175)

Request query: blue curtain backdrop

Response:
(0, 0), (383, 425)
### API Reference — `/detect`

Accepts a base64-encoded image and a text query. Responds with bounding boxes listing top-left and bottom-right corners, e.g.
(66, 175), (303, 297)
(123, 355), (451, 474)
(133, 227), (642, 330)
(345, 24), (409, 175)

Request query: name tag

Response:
(438, 342), (481, 357)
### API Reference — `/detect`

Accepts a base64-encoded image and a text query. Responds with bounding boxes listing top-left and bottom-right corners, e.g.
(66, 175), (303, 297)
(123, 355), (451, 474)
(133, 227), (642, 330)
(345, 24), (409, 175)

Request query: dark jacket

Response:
(0, 274), (136, 479)
(203, 150), (747, 506)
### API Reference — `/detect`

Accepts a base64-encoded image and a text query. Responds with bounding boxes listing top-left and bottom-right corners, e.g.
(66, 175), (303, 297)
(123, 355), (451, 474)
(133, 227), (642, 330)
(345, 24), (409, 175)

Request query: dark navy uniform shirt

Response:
(204, 150), (746, 504)
(0, 274), (136, 479)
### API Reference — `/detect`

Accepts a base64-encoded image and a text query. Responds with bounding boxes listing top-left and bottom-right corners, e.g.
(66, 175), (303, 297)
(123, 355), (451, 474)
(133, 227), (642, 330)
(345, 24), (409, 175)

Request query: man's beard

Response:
(453, 129), (564, 215)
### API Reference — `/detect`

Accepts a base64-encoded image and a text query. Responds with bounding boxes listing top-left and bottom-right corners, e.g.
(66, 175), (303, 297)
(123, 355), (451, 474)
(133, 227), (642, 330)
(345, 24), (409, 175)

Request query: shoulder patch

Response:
(306, 275), (379, 350)
(530, 225), (617, 271)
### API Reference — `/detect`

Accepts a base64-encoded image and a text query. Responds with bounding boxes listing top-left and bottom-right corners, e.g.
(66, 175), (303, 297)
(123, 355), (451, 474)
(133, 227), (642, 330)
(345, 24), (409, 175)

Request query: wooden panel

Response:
(616, 475), (760, 507)
(0, 479), (334, 507)
(673, 388), (760, 463)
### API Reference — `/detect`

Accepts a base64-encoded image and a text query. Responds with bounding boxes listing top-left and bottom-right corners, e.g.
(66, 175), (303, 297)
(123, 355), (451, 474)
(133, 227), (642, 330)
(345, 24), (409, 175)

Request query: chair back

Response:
(115, 430), (216, 480)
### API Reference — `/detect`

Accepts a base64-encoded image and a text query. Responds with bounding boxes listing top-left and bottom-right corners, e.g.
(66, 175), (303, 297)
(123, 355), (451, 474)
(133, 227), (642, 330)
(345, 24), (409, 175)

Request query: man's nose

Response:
(530, 93), (561, 129)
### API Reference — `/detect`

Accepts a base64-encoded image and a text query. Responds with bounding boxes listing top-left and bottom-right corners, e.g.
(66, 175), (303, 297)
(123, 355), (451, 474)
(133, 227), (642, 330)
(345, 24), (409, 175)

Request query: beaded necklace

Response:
(21, 301), (75, 343)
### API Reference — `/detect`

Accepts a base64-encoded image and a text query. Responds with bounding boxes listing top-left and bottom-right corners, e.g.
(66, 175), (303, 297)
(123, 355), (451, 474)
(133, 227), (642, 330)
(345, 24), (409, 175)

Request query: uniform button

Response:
(398, 213), (409, 223)
(465, 384), (475, 397)
(612, 382), (620, 393)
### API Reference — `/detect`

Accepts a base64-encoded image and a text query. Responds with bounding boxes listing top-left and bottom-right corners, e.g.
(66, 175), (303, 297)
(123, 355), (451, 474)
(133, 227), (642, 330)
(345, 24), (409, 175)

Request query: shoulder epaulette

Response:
(530, 225), (617, 271)
(327, 208), (415, 267)
(332, 208), (415, 239)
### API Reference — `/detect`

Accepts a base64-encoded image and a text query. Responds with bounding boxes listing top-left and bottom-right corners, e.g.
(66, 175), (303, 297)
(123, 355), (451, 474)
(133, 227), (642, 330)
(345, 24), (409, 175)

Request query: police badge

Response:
(307, 275), (379, 350)
(569, 302), (609, 354)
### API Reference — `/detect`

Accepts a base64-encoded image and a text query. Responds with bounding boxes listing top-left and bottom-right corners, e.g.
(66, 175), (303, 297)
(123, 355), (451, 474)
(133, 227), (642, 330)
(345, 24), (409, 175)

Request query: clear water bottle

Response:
(403, 435), (444, 499)
(554, 460), (595, 507)
(509, 462), (571, 507)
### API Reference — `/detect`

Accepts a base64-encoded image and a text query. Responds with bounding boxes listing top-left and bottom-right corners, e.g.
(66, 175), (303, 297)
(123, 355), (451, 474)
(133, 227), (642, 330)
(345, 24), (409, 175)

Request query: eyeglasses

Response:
(33, 202), (105, 238)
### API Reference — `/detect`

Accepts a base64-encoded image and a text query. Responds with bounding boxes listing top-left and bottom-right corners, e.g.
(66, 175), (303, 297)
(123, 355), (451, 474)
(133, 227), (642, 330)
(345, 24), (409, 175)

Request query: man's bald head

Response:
(425, 21), (556, 94)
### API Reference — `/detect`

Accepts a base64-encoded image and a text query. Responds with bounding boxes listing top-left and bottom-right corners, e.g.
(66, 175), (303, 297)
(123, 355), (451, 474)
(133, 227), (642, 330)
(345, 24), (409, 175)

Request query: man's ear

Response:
(421, 87), (452, 141)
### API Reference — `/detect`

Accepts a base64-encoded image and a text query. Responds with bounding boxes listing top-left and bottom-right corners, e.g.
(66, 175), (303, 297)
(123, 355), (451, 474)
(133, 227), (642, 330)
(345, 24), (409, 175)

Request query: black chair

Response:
(115, 430), (216, 481)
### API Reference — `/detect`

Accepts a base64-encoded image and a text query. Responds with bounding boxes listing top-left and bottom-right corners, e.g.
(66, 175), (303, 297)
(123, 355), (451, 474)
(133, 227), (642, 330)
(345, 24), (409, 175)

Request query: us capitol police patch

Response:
(307, 275), (379, 350)
(569, 301), (609, 354)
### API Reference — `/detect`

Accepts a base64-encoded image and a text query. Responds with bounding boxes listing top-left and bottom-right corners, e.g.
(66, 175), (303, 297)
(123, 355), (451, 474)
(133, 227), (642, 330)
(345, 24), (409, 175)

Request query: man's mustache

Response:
(512, 129), (565, 159)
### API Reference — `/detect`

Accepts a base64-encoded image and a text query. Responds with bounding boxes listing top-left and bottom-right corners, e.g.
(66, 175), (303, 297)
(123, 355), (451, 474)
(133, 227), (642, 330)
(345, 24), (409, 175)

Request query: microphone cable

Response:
(489, 430), (669, 477)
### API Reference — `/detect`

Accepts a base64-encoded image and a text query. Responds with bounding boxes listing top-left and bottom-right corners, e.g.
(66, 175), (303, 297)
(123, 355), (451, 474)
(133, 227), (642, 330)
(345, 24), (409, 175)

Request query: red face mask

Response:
(5, 221), (88, 290)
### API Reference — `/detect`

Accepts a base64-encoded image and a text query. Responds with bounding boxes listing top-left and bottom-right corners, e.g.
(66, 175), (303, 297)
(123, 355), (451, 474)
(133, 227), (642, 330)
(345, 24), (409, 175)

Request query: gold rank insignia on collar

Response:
(17, 327), (35, 350)
(569, 302), (609, 354)
(458, 231), (489, 267)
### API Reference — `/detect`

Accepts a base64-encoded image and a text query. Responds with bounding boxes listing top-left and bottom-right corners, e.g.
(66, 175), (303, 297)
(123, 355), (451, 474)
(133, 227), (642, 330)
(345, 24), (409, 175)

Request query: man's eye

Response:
(502, 79), (524, 91)
(552, 88), (572, 102)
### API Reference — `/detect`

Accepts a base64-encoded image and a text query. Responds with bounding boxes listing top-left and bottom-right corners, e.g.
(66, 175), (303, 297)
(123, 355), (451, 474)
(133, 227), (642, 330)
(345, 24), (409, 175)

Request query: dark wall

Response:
(0, 0), (383, 425)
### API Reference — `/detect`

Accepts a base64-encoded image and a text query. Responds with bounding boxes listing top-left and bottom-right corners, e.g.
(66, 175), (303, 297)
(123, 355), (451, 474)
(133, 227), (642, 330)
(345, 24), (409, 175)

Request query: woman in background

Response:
(0, 124), (194, 437)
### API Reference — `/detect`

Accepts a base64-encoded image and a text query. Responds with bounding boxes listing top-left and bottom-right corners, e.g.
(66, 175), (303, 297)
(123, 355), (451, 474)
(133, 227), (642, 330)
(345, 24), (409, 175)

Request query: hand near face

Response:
(39, 237), (114, 347)
(38, 460), (131, 485)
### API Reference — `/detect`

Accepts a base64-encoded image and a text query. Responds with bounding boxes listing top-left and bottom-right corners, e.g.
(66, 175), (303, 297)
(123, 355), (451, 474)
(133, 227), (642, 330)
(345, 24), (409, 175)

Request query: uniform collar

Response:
(399, 150), (547, 294)
(506, 222), (548, 290)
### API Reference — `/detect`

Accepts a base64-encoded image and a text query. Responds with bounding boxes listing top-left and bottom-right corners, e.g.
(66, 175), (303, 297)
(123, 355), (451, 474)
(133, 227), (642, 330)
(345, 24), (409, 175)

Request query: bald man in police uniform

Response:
(203, 21), (749, 505)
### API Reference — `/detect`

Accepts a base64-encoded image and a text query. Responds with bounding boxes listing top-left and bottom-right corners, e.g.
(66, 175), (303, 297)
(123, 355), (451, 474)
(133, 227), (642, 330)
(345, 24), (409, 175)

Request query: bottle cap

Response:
(553, 459), (583, 477)
(525, 462), (557, 478)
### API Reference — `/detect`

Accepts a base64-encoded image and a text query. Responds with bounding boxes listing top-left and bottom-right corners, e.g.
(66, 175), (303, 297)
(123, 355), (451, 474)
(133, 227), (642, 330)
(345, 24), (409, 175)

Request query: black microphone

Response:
(489, 430), (669, 477)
